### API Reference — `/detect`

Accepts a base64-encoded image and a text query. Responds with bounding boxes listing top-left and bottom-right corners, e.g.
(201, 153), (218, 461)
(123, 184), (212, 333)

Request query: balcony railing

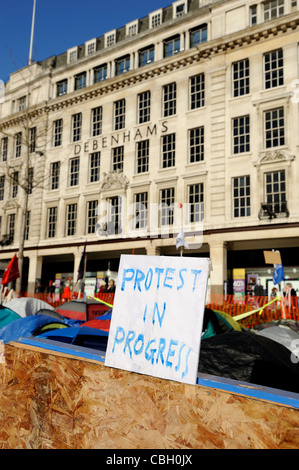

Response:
(258, 201), (289, 220)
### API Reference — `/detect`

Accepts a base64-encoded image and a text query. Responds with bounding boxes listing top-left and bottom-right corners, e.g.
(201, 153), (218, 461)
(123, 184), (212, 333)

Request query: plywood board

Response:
(0, 343), (298, 449)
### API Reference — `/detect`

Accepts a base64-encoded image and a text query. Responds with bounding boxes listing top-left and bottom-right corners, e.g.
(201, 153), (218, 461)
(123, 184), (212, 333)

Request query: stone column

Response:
(209, 240), (227, 296)
(146, 241), (161, 256)
(27, 253), (43, 294)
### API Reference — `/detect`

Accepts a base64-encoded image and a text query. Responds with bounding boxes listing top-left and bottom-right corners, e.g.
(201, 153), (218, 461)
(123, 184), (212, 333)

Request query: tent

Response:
(201, 308), (242, 339)
(3, 297), (54, 318)
(55, 299), (111, 321)
(37, 325), (109, 351)
(0, 314), (81, 343)
(198, 330), (299, 394)
(251, 322), (299, 359)
(0, 305), (21, 329)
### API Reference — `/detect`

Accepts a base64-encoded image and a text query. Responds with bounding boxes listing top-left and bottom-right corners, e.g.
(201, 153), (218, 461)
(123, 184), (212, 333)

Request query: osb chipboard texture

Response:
(0, 343), (298, 449)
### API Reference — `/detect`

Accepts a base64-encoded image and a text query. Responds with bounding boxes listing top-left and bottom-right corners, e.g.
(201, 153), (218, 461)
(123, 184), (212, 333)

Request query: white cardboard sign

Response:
(105, 255), (210, 385)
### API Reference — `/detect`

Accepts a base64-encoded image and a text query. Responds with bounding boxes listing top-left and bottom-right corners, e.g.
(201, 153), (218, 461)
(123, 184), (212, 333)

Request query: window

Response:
(163, 83), (176, 117)
(232, 115), (250, 154)
(112, 146), (124, 172)
(15, 132), (22, 158)
(69, 157), (80, 186)
(66, 203), (77, 236)
(29, 127), (36, 153)
(87, 200), (98, 234)
(105, 31), (116, 47)
(48, 207), (57, 238)
(264, 107), (285, 148)
(115, 56), (130, 75)
(190, 74), (205, 109)
(264, 49), (283, 89)
(72, 113), (82, 142)
(134, 192), (148, 229)
(53, 119), (63, 147)
(28, 167), (33, 195)
(1, 137), (8, 162)
(127, 21), (138, 36)
(94, 64), (107, 83)
(164, 36), (180, 57)
(50, 162), (60, 190)
(162, 133), (175, 168)
(265, 170), (286, 214)
(139, 46), (155, 67)
(89, 152), (101, 183)
(233, 176), (251, 218)
(190, 25), (207, 47)
(264, 0), (284, 21)
(250, 5), (257, 25)
(74, 72), (86, 90)
(68, 47), (78, 64)
(12, 172), (18, 198)
(136, 140), (149, 173)
(56, 79), (68, 97)
(232, 59), (250, 97)
(160, 188), (174, 226)
(108, 196), (122, 235)
(91, 107), (103, 137)
(188, 183), (204, 222)
(138, 91), (151, 124)
(24, 211), (30, 241)
(150, 10), (162, 28)
(114, 99), (126, 131)
(86, 39), (96, 56)
(173, 2), (187, 18)
(0, 176), (5, 201)
(17, 96), (26, 112)
(8, 214), (15, 243)
(189, 127), (204, 163)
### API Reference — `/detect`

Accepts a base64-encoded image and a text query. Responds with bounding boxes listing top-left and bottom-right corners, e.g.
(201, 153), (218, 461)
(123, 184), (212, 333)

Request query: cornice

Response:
(1, 13), (298, 131)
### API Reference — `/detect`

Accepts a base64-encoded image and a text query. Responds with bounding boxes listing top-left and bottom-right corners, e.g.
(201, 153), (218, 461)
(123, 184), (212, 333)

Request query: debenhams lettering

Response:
(74, 121), (168, 155)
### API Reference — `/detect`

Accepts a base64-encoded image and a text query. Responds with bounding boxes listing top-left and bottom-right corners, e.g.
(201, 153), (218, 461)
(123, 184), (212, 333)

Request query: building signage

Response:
(233, 268), (246, 299)
(74, 121), (169, 155)
(105, 254), (210, 385)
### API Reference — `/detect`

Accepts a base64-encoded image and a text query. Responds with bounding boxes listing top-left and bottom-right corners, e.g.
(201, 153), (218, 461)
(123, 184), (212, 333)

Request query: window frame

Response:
(136, 139), (149, 174)
(89, 152), (101, 183)
(232, 115), (250, 154)
(161, 133), (176, 169)
(264, 107), (285, 149)
(264, 48), (284, 90)
(232, 58), (250, 97)
(190, 73), (205, 109)
(163, 82), (177, 118)
(69, 157), (80, 187)
(232, 176), (251, 218)
(189, 127), (204, 163)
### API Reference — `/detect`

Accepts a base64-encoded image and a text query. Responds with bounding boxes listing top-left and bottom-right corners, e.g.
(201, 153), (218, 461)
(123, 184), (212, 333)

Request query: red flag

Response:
(1, 254), (20, 285)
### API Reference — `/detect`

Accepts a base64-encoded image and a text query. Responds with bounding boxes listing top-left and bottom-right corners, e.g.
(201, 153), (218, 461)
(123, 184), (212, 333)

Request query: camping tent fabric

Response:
(3, 297), (54, 318)
(197, 330), (299, 394)
(37, 325), (109, 350)
(0, 315), (81, 343)
(253, 326), (299, 359)
(0, 306), (21, 329)
(201, 308), (242, 339)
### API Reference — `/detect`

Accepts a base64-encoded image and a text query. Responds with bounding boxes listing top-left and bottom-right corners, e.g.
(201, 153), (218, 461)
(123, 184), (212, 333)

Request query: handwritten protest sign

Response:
(105, 255), (210, 385)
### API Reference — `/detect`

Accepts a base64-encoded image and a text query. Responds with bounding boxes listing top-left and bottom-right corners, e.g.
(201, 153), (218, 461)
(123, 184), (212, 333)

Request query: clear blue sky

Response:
(0, 0), (172, 83)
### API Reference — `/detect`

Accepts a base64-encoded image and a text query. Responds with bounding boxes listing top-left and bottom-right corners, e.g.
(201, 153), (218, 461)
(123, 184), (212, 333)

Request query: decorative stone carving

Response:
(253, 150), (295, 167)
(99, 170), (129, 191)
